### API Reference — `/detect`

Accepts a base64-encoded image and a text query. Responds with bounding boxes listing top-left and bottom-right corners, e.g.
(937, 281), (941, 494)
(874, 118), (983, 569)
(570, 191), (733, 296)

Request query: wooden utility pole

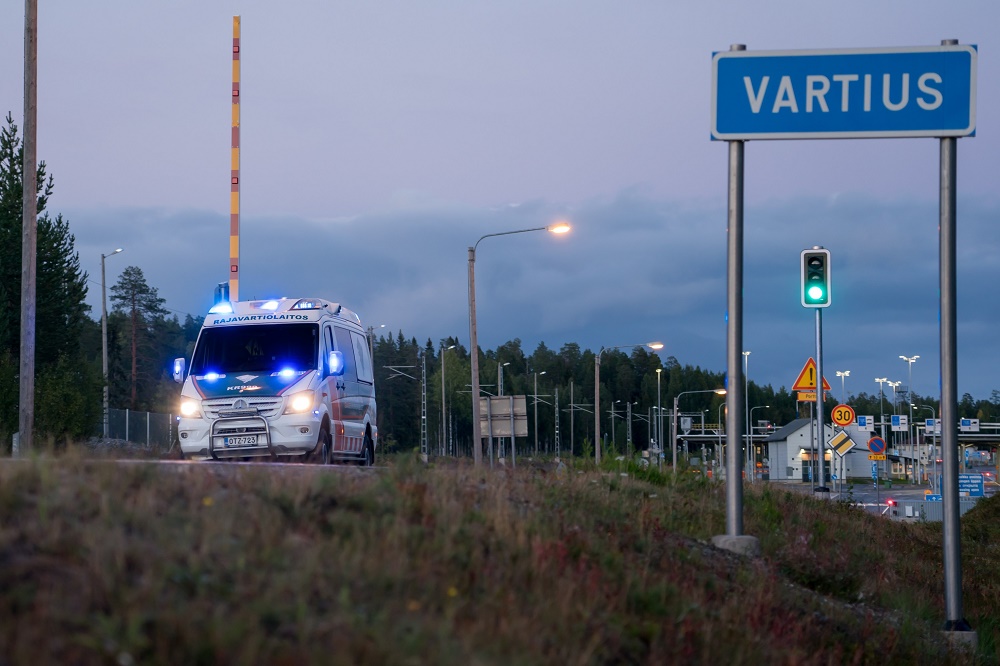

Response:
(18, 0), (38, 454)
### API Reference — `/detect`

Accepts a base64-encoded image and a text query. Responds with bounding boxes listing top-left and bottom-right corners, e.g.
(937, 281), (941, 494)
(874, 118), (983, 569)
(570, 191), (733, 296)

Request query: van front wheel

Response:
(318, 424), (332, 465)
(360, 434), (374, 467)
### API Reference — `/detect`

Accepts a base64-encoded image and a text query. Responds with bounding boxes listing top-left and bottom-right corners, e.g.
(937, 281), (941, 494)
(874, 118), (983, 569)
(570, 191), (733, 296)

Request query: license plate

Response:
(223, 435), (258, 447)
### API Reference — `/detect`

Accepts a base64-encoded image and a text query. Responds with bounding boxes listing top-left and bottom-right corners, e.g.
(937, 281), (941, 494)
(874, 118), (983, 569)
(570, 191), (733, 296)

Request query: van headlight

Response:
(180, 399), (201, 418)
(284, 391), (314, 414)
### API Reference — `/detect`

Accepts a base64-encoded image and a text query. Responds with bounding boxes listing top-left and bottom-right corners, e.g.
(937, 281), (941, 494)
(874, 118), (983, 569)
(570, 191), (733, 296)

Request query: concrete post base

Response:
(941, 625), (977, 656)
(711, 534), (761, 557)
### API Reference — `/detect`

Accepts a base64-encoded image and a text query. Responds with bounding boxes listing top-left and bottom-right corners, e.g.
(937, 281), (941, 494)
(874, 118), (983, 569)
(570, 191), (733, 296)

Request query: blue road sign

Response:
(958, 473), (985, 497)
(711, 45), (976, 140)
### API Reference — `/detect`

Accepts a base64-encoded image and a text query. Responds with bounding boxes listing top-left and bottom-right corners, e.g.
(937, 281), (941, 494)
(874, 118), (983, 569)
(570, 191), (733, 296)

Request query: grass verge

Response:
(0, 451), (995, 664)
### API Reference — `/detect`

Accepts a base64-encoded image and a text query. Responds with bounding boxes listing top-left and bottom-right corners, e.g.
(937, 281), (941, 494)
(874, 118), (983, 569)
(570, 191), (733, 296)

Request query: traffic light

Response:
(800, 248), (831, 308)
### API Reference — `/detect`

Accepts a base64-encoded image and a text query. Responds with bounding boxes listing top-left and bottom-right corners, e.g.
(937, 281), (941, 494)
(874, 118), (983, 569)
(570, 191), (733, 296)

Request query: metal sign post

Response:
(710, 41), (977, 635)
(939, 72), (970, 632)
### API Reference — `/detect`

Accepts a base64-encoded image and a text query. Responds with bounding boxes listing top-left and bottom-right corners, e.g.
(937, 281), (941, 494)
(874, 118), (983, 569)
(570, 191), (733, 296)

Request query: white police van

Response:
(173, 297), (377, 464)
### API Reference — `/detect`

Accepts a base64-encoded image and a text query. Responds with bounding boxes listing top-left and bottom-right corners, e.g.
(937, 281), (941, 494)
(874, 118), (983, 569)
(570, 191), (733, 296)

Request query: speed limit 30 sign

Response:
(832, 404), (856, 427)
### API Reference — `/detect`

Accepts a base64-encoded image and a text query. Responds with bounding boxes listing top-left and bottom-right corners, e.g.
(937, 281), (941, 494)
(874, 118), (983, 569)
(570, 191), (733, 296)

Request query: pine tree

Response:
(109, 266), (168, 410)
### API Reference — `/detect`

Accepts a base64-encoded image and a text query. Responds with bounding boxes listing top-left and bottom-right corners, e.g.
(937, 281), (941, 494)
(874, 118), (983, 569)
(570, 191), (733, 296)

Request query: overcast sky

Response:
(2, 1), (998, 402)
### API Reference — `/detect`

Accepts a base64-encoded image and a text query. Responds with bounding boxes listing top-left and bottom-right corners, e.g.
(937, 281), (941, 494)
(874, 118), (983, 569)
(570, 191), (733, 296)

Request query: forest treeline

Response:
(371, 333), (1000, 456)
(1, 113), (998, 451)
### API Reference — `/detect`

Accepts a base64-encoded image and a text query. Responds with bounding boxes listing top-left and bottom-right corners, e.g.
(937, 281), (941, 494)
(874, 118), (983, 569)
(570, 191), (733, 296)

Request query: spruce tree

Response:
(0, 113), (94, 441)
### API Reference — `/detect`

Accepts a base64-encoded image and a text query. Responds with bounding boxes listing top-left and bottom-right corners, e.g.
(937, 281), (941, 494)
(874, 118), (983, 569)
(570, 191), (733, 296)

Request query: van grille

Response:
(213, 421), (269, 436)
(203, 396), (283, 419)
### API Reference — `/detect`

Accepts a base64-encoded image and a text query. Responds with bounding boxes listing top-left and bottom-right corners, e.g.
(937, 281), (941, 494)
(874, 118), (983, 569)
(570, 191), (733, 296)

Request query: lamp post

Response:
(101, 247), (124, 439)
(748, 404), (769, 478)
(609, 400), (621, 455)
(717, 402), (726, 470)
(835, 370), (850, 403)
(497, 361), (511, 459)
(656, 368), (663, 469)
(742, 351), (751, 481)
(900, 355), (919, 483)
(875, 377), (888, 441)
(672, 388), (727, 476)
(468, 221), (570, 467)
(366, 323), (386, 363)
(440, 344), (455, 456)
(918, 404), (938, 491)
(533, 370), (546, 456)
(887, 380), (901, 476)
(749, 405), (769, 432)
(498, 361), (510, 396)
(888, 380), (901, 414)
(594, 341), (664, 465)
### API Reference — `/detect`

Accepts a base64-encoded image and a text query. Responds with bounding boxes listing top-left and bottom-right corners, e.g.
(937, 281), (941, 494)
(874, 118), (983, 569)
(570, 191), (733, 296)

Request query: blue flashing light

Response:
(202, 372), (221, 381)
(278, 368), (297, 378)
(209, 301), (233, 314)
(328, 351), (345, 375)
(291, 299), (321, 310)
(260, 300), (280, 311)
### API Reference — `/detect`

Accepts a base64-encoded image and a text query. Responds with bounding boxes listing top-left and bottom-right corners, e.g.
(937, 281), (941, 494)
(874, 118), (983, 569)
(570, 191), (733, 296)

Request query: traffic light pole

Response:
(814, 308), (828, 495)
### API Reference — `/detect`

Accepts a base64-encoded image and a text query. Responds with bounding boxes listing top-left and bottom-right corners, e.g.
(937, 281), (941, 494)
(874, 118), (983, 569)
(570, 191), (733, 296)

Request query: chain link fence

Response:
(102, 408), (175, 451)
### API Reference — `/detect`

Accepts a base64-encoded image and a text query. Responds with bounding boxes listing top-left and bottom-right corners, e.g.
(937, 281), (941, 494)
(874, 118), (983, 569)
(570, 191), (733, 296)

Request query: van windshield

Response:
(190, 323), (319, 375)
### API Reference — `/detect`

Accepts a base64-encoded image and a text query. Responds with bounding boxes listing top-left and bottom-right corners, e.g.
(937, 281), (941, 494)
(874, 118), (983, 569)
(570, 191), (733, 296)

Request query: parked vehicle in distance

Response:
(173, 297), (377, 464)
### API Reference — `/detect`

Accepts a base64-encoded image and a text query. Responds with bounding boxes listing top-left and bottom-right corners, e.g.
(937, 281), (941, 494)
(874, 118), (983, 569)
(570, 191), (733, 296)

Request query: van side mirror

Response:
(172, 357), (186, 383)
(328, 351), (345, 376)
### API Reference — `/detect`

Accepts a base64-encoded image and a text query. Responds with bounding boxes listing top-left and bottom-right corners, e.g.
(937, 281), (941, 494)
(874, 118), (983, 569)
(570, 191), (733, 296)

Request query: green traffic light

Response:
(800, 248), (831, 308)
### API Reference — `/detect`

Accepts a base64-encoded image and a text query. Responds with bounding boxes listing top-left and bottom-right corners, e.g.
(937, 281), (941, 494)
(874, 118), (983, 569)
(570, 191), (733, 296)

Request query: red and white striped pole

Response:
(229, 16), (241, 302)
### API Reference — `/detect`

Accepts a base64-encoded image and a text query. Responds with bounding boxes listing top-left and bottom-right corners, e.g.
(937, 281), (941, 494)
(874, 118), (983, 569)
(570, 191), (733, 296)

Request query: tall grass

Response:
(0, 451), (992, 664)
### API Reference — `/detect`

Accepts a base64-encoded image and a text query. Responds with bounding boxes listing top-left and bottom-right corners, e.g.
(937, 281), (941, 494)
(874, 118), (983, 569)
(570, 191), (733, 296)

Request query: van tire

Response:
(318, 424), (332, 465)
(360, 433), (374, 467)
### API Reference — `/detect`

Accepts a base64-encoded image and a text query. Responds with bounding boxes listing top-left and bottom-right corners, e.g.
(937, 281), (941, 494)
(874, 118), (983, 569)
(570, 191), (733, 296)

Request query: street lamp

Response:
(609, 400), (622, 454)
(672, 388), (727, 476)
(468, 221), (570, 467)
(887, 380), (901, 413)
(101, 247), (124, 439)
(717, 402), (726, 469)
(533, 370), (546, 456)
(742, 351), (751, 481)
(440, 344), (456, 456)
(656, 368), (662, 469)
(748, 405), (769, 477)
(749, 405), (770, 432)
(835, 370), (850, 403)
(496, 361), (512, 459)
(367, 323), (386, 363)
(918, 404), (938, 491)
(887, 380), (901, 475)
(875, 377), (888, 439)
(594, 341), (664, 465)
(900, 355), (919, 483)
(498, 361), (511, 396)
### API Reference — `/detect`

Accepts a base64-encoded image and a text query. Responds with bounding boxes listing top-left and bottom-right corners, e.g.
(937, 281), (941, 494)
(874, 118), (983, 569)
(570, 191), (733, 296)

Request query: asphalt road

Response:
(771, 467), (998, 516)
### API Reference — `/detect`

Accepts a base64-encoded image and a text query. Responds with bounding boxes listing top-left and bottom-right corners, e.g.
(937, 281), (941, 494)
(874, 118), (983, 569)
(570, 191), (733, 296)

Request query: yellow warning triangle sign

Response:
(792, 358), (832, 391)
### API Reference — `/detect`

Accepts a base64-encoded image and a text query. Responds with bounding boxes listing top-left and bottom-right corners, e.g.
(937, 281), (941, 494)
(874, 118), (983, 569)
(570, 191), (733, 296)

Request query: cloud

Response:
(68, 190), (1000, 401)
